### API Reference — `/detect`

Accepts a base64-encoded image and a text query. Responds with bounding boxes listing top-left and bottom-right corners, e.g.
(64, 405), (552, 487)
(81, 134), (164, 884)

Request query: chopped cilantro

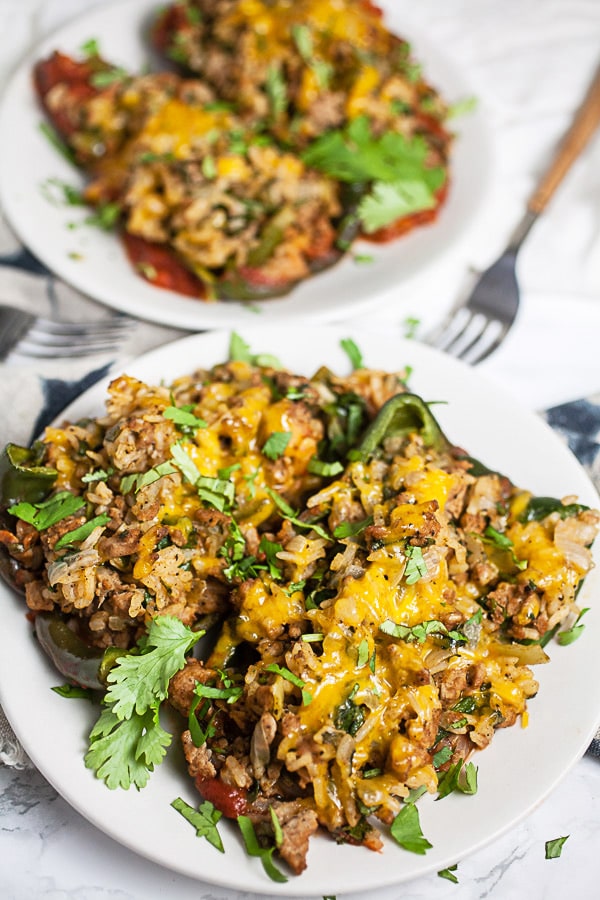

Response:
(266, 64), (287, 118)
(404, 544), (428, 584)
(265, 486), (330, 541)
(436, 759), (478, 799)
(41, 177), (85, 207)
(307, 458), (344, 477)
(262, 431), (291, 460)
(447, 95), (478, 119)
(51, 684), (95, 701)
(545, 835), (569, 859)
(334, 683), (367, 735)
(80, 37), (100, 57)
(171, 797), (224, 852)
(90, 67), (128, 88)
(258, 535), (283, 578)
(265, 663), (312, 705)
(170, 443), (201, 485)
(390, 802), (432, 855)
(433, 745), (453, 768)
(333, 515), (373, 539)
(438, 864), (459, 883)
(197, 475), (235, 512)
(229, 332), (282, 368)
(81, 468), (112, 483)
(237, 815), (288, 883)
(54, 513), (111, 549)
(120, 461), (177, 494)
(340, 337), (363, 369)
(163, 406), (207, 430)
(193, 682), (243, 704)
(356, 638), (370, 667)
(557, 608), (589, 645)
(39, 122), (76, 164)
(8, 491), (85, 531)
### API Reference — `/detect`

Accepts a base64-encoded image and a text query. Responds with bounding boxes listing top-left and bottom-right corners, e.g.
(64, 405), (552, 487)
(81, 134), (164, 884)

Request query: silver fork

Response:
(0, 303), (133, 361)
(427, 62), (600, 365)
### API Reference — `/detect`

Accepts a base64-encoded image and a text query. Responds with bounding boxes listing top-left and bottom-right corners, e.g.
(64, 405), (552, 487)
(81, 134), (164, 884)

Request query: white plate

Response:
(0, 0), (493, 330)
(0, 325), (599, 897)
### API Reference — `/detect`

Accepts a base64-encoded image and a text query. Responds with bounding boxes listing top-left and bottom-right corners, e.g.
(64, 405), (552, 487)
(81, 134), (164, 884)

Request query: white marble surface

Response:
(2, 1), (600, 898)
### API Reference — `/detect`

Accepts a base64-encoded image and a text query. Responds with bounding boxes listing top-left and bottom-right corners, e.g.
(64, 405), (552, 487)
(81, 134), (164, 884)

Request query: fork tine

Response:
(14, 339), (125, 358)
(32, 316), (132, 337)
(464, 321), (513, 365)
(428, 307), (478, 356)
(25, 328), (130, 348)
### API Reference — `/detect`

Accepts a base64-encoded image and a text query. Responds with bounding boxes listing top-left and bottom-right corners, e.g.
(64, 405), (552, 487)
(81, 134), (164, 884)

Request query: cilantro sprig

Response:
(85, 616), (204, 789)
(302, 116), (445, 233)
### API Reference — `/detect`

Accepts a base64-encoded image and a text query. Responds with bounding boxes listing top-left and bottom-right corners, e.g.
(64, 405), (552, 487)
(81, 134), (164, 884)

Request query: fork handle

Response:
(527, 62), (600, 216)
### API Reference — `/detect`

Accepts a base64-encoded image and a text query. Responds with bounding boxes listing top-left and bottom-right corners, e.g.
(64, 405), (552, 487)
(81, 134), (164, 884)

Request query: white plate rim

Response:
(0, 324), (599, 896)
(0, 0), (495, 329)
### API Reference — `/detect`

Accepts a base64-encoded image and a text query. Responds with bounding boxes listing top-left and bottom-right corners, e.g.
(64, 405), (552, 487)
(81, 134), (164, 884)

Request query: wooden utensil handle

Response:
(528, 63), (600, 215)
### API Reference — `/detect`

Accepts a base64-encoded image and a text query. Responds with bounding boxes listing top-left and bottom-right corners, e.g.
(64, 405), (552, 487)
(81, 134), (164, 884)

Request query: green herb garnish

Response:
(171, 797), (224, 852)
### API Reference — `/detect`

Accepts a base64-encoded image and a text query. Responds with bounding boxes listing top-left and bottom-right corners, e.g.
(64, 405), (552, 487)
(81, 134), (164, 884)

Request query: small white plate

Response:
(0, 0), (493, 329)
(0, 325), (599, 896)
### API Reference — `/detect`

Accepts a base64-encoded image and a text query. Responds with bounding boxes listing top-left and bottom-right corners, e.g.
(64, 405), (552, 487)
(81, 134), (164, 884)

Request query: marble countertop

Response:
(2, 1), (600, 898)
(2, 758), (599, 899)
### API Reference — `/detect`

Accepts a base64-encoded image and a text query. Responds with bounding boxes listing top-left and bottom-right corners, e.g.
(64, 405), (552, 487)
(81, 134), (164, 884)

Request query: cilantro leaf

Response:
(380, 618), (448, 643)
(172, 797), (224, 852)
(557, 608), (589, 645)
(8, 491), (84, 531)
(90, 67), (128, 88)
(80, 37), (100, 57)
(358, 179), (436, 233)
(390, 802), (432, 855)
(163, 406), (207, 430)
(265, 663), (312, 705)
(266, 64), (287, 118)
(54, 513), (111, 550)
(545, 835), (569, 859)
(196, 474), (235, 512)
(120, 461), (177, 494)
(228, 332), (281, 368)
(307, 458), (344, 477)
(39, 121), (76, 164)
(334, 684), (367, 735)
(262, 431), (291, 460)
(438, 864), (459, 883)
(170, 443), (201, 485)
(404, 545), (428, 584)
(340, 337), (363, 369)
(237, 814), (288, 883)
(436, 759), (478, 799)
(85, 705), (171, 790)
(258, 535), (283, 578)
(105, 616), (204, 719)
(264, 486), (330, 541)
(51, 684), (95, 701)
(333, 515), (373, 539)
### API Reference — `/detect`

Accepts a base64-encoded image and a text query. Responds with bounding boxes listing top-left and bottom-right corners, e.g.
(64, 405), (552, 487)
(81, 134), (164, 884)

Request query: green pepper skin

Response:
(520, 496), (589, 522)
(0, 443), (57, 506)
(34, 614), (107, 690)
(353, 393), (450, 462)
